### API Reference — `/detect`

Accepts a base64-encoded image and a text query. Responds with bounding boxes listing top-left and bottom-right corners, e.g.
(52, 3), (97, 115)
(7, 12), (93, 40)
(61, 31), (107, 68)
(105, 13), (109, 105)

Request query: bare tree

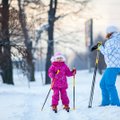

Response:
(18, 0), (35, 82)
(0, 0), (13, 84)
(0, 4), (29, 84)
(45, 0), (58, 84)
(0, 0), (47, 84)
(45, 0), (91, 84)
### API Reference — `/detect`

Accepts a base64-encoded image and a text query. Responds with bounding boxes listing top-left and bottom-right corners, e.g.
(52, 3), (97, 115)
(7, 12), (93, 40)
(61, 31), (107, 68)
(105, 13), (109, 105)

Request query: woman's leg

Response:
(105, 68), (120, 106)
(100, 69), (110, 106)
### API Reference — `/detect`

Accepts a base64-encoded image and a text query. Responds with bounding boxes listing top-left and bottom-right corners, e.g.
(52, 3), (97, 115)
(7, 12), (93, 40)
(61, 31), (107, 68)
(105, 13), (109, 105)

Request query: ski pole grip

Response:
(56, 69), (60, 74)
(96, 58), (99, 64)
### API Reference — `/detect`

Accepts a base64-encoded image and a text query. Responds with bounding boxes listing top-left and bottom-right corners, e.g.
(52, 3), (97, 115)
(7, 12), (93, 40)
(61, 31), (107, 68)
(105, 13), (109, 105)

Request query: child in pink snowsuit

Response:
(48, 52), (76, 111)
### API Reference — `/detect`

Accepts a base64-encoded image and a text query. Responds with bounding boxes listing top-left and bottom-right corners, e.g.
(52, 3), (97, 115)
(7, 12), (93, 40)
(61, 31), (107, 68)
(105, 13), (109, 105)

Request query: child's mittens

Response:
(72, 68), (76, 76)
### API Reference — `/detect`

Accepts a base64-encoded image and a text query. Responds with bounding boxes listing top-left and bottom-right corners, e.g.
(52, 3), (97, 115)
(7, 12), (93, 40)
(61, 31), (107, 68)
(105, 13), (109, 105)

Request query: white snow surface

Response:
(0, 70), (120, 120)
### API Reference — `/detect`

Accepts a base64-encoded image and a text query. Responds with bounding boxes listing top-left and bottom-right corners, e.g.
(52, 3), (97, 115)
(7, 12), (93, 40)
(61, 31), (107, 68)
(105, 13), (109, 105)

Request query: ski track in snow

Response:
(1, 70), (120, 120)
(1, 87), (120, 120)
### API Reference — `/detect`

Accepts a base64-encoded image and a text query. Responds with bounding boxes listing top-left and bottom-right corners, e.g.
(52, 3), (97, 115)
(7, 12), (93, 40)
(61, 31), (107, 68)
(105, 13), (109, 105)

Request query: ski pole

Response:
(41, 70), (60, 111)
(73, 75), (76, 110)
(41, 87), (52, 111)
(88, 50), (100, 108)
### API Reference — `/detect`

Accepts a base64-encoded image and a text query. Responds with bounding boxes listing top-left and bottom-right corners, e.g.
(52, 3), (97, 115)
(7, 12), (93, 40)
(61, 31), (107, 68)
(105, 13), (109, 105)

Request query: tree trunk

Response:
(0, 0), (14, 84)
(45, 0), (57, 84)
(18, 0), (35, 82)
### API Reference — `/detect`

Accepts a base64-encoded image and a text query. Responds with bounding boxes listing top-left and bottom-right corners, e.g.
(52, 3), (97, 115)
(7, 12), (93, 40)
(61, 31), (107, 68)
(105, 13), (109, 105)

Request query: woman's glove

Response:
(91, 42), (102, 51)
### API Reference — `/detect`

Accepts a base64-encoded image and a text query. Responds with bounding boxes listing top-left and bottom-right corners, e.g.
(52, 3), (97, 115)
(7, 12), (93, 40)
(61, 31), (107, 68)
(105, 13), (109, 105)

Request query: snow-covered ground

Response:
(0, 69), (120, 120)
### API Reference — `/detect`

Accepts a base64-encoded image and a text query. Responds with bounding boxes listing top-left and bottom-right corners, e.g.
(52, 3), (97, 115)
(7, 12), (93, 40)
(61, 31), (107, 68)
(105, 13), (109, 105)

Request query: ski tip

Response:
(54, 110), (57, 113)
(52, 109), (57, 113)
(88, 105), (92, 108)
(64, 109), (70, 112)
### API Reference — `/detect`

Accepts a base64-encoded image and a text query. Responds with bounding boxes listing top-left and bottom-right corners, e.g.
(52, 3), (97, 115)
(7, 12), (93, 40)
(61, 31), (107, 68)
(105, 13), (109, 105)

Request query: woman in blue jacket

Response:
(96, 26), (120, 106)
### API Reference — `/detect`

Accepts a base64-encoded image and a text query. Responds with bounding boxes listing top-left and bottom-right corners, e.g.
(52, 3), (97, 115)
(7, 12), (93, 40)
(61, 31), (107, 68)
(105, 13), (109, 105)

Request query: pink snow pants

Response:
(52, 88), (69, 106)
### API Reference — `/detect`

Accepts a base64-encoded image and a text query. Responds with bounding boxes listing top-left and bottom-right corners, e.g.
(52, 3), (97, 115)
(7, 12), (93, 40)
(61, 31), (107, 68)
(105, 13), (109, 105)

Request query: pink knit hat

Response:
(50, 52), (66, 62)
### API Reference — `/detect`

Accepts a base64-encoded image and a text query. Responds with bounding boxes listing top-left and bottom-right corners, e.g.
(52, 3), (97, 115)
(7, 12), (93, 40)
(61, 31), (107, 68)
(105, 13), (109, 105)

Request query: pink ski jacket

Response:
(48, 62), (74, 89)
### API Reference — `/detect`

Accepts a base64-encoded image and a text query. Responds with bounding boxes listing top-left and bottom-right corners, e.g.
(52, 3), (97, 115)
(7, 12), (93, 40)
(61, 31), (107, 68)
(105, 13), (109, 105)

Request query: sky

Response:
(92, 0), (120, 35)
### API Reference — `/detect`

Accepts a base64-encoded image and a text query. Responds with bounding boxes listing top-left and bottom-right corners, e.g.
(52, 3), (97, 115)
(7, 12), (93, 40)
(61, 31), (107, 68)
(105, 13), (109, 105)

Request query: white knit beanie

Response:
(106, 26), (118, 34)
(50, 52), (66, 62)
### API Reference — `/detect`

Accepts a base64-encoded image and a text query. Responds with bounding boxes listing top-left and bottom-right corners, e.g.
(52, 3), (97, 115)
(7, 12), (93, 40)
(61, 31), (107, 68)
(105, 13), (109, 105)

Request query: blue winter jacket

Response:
(99, 32), (120, 68)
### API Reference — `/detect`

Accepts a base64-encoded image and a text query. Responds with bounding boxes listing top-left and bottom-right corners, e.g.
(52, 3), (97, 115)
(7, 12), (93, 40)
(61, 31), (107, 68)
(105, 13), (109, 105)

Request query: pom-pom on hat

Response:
(106, 26), (118, 34)
(50, 52), (66, 62)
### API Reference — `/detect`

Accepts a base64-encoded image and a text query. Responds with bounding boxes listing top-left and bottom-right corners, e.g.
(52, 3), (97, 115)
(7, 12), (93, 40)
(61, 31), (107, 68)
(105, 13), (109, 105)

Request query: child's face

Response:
(56, 57), (63, 62)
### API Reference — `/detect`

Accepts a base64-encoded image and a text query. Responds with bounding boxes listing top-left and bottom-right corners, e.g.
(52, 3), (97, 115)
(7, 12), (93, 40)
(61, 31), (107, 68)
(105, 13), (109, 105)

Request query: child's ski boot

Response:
(52, 106), (57, 113)
(63, 105), (70, 112)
